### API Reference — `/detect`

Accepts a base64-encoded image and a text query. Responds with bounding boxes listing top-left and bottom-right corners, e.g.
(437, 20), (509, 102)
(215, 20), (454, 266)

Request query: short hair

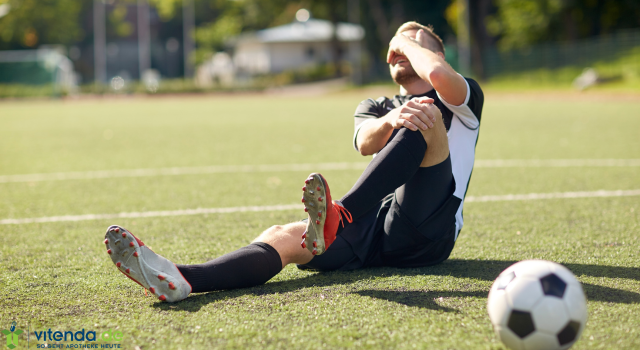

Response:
(395, 21), (445, 54)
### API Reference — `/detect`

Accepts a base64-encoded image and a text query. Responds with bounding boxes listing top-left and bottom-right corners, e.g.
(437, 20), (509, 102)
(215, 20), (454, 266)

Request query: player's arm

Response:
(356, 98), (437, 156)
(387, 30), (467, 106)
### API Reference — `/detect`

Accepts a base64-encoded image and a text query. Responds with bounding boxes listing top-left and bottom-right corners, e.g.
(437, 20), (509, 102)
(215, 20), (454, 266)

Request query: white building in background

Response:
(232, 17), (365, 76)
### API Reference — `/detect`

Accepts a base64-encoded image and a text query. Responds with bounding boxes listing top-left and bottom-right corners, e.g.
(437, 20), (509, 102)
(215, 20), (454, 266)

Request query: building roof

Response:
(236, 18), (365, 44)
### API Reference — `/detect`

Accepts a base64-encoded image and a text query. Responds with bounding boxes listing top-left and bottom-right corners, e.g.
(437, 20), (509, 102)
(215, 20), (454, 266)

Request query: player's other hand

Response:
(385, 98), (437, 131)
(386, 29), (429, 65)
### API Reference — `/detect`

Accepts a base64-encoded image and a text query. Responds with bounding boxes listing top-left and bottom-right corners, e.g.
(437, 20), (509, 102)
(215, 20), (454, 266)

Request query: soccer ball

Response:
(487, 260), (588, 350)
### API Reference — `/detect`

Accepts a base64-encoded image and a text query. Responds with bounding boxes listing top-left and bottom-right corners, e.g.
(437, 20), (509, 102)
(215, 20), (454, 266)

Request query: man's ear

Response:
(436, 51), (445, 60)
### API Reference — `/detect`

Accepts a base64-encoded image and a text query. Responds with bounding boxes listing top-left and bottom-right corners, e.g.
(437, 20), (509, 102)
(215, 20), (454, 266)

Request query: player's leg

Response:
(176, 222), (311, 292)
(299, 127), (426, 255)
(381, 112), (459, 266)
(338, 101), (448, 220)
(301, 103), (449, 256)
(395, 101), (451, 222)
(104, 223), (311, 302)
(338, 127), (428, 219)
(251, 222), (312, 266)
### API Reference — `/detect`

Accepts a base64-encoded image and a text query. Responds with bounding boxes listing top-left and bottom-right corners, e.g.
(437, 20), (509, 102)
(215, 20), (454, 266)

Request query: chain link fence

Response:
(482, 29), (640, 83)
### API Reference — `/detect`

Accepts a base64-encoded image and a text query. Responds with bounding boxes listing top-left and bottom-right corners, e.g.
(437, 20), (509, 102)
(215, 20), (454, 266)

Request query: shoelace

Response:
(333, 202), (353, 227)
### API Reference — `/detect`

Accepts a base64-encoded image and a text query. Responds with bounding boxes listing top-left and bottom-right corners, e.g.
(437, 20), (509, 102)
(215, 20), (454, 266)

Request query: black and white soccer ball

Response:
(487, 260), (587, 350)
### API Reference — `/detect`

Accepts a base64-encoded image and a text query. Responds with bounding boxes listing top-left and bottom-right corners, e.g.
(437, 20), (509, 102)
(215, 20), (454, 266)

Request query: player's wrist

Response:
(381, 113), (397, 130)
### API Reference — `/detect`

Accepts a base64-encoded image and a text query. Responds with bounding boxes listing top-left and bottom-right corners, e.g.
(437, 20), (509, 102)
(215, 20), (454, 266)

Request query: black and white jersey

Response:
(353, 77), (484, 240)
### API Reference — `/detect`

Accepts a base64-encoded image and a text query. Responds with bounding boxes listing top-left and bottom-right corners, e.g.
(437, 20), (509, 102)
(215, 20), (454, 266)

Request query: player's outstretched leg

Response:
(301, 173), (352, 255)
(104, 225), (192, 302)
(104, 225), (288, 300)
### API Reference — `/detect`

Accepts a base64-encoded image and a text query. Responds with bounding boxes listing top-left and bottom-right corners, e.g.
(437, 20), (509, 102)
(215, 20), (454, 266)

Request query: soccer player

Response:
(103, 21), (484, 302)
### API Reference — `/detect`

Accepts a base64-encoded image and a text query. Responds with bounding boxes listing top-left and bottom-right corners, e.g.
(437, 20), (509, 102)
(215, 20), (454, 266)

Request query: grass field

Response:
(0, 89), (639, 349)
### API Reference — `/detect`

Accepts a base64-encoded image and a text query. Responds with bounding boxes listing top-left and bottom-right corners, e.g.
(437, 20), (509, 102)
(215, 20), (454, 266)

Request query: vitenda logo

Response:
(1, 322), (23, 349)
(33, 329), (124, 342)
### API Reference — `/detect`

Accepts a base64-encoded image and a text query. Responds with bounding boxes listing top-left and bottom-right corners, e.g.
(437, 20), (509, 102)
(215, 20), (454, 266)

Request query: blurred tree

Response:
(487, 0), (640, 50)
(359, 0), (453, 80)
(446, 0), (495, 78)
(149, 0), (182, 20)
(191, 0), (292, 63)
(0, 0), (85, 49)
(108, 3), (135, 38)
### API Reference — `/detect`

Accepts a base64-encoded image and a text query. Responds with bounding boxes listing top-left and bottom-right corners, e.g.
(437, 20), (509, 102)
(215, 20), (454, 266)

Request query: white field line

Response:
(0, 204), (301, 225)
(1, 159), (639, 184)
(0, 162), (369, 184)
(464, 189), (640, 202)
(474, 159), (640, 168)
(2, 189), (639, 225)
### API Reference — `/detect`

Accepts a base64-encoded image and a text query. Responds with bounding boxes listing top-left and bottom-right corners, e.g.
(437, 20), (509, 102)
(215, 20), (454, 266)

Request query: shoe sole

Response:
(301, 174), (328, 255)
(104, 225), (191, 302)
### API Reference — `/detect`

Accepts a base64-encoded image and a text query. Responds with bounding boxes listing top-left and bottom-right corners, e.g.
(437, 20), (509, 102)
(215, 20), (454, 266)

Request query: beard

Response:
(391, 64), (421, 86)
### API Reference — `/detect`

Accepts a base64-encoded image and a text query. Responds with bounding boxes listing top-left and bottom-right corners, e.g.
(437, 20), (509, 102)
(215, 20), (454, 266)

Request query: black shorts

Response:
(298, 158), (461, 271)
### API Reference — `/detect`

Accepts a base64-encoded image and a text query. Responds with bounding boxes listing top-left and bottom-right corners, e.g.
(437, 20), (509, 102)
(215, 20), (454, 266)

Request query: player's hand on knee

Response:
(386, 99), (436, 131)
(385, 107), (421, 131)
(394, 113), (424, 131)
(411, 97), (441, 125)
(423, 102), (442, 125)
(406, 98), (437, 128)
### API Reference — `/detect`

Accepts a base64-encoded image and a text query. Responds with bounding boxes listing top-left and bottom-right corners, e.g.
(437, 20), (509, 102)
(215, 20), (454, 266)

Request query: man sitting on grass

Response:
(103, 21), (484, 302)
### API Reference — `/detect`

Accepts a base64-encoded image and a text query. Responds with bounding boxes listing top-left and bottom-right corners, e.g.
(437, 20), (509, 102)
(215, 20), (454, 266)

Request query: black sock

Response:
(340, 128), (427, 220)
(176, 242), (282, 293)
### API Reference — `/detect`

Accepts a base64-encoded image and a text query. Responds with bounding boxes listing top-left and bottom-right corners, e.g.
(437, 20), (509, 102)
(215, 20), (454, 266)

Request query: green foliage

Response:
(149, 0), (182, 20)
(0, 0), (85, 48)
(195, 14), (243, 61)
(192, 0), (295, 62)
(108, 4), (134, 38)
(486, 0), (564, 50)
(487, 0), (640, 51)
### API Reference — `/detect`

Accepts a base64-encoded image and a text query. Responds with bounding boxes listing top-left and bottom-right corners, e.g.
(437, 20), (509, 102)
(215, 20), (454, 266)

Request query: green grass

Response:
(0, 91), (639, 349)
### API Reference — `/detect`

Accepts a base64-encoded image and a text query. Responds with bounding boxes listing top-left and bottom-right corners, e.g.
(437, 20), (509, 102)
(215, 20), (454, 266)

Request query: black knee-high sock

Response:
(340, 128), (427, 220)
(176, 242), (282, 293)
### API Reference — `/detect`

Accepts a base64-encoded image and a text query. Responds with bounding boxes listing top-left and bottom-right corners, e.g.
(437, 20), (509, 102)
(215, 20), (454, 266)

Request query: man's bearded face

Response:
(390, 58), (420, 85)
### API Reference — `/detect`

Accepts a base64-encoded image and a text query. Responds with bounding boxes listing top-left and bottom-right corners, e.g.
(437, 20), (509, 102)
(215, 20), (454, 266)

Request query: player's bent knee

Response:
(419, 122), (447, 144)
(266, 224), (284, 234)
(252, 222), (311, 267)
(418, 120), (449, 167)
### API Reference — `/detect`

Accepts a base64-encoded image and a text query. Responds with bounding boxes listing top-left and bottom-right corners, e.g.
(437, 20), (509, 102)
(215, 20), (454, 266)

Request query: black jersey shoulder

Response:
(353, 97), (396, 130)
(354, 97), (393, 118)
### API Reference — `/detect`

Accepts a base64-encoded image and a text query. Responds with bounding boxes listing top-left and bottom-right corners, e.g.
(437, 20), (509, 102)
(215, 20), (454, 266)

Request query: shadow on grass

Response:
(354, 290), (487, 312)
(155, 259), (640, 312)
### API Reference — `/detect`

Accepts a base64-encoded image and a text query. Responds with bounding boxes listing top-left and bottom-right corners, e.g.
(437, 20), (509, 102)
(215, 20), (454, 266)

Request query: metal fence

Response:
(482, 29), (640, 80)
